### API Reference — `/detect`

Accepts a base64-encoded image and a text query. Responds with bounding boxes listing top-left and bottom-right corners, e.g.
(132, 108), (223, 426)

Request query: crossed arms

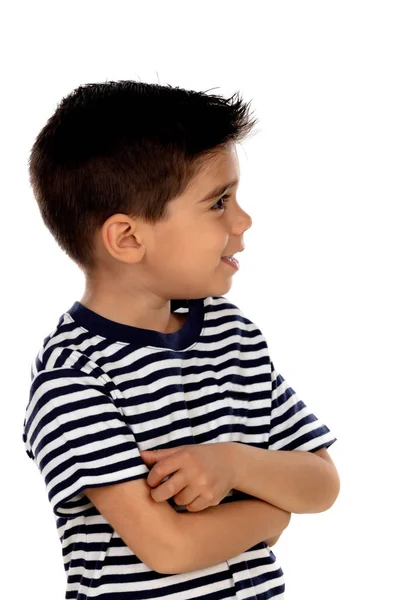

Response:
(85, 443), (340, 574)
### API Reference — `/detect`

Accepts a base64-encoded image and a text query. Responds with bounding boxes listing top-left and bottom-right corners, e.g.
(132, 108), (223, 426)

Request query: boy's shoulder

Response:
(30, 303), (102, 381)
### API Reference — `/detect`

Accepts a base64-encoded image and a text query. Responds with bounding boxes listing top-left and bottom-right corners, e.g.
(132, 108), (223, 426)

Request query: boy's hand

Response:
(140, 442), (235, 512)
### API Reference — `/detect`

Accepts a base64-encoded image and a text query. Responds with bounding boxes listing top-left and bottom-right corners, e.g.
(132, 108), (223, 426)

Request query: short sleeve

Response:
(23, 367), (148, 518)
(267, 362), (337, 452)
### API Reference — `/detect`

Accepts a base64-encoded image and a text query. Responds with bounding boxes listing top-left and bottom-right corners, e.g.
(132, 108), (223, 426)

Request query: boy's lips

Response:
(221, 255), (240, 269)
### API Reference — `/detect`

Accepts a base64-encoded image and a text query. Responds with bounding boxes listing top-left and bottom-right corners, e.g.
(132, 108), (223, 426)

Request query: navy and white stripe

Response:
(22, 295), (336, 599)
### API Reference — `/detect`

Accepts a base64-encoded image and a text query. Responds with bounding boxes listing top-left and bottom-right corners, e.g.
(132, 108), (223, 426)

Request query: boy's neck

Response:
(79, 290), (186, 334)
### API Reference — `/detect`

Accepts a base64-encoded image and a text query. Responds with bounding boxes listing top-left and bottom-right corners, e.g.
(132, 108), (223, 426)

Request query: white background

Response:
(1, 1), (399, 598)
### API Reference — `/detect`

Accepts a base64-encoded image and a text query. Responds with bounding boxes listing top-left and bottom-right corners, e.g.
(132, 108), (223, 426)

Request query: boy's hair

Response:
(29, 80), (259, 273)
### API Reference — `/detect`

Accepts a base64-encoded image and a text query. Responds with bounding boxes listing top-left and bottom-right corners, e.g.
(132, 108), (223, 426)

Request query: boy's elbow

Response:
(329, 473), (341, 509)
(316, 467), (341, 513)
(326, 465), (341, 509)
(300, 465), (340, 514)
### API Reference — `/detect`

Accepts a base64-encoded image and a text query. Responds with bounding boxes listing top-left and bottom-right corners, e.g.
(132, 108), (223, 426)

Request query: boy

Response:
(22, 80), (340, 599)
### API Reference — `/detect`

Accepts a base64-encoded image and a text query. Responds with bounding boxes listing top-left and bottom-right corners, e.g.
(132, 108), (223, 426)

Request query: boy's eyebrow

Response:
(198, 179), (239, 203)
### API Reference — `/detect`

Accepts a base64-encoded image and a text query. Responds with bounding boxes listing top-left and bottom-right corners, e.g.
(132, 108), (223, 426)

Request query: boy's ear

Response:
(100, 216), (145, 263)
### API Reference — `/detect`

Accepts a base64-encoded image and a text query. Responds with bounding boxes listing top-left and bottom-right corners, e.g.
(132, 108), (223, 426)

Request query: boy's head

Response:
(29, 80), (257, 304)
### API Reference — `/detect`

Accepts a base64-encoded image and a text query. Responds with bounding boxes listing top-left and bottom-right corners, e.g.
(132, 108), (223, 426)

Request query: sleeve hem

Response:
(53, 471), (149, 518)
(308, 438), (337, 453)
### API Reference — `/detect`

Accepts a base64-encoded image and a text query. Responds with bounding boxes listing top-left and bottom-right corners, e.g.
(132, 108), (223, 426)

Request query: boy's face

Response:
(95, 143), (252, 301)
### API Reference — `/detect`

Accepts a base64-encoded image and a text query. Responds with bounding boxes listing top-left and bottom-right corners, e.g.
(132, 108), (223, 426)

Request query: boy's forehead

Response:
(189, 145), (240, 199)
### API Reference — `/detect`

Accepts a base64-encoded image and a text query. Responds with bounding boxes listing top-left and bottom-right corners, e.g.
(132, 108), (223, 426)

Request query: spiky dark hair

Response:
(29, 80), (259, 272)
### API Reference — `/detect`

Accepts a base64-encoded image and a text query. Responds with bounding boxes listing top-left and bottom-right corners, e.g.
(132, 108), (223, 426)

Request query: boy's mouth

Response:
(221, 255), (240, 269)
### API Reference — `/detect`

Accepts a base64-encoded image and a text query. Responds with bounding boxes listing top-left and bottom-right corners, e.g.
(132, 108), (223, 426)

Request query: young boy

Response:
(22, 80), (340, 600)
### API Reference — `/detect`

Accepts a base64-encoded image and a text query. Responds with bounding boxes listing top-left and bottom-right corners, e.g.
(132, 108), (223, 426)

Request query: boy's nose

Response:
(238, 210), (252, 235)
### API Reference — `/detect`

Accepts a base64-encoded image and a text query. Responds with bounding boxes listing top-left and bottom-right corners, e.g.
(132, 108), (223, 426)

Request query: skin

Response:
(80, 143), (253, 333)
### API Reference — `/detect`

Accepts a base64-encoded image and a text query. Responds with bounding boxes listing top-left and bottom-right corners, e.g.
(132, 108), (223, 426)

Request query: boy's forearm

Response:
(163, 499), (290, 575)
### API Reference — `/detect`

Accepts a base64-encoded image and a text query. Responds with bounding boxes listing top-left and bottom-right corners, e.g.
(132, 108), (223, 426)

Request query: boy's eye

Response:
(210, 194), (231, 211)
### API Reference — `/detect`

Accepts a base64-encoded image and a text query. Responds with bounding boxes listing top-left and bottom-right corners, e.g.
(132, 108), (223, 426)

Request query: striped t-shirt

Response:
(22, 295), (337, 600)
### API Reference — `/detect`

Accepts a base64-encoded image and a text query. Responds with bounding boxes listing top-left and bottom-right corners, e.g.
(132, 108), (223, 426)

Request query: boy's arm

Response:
(264, 533), (282, 547)
(164, 498), (291, 575)
(85, 477), (289, 576)
(229, 444), (340, 514)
